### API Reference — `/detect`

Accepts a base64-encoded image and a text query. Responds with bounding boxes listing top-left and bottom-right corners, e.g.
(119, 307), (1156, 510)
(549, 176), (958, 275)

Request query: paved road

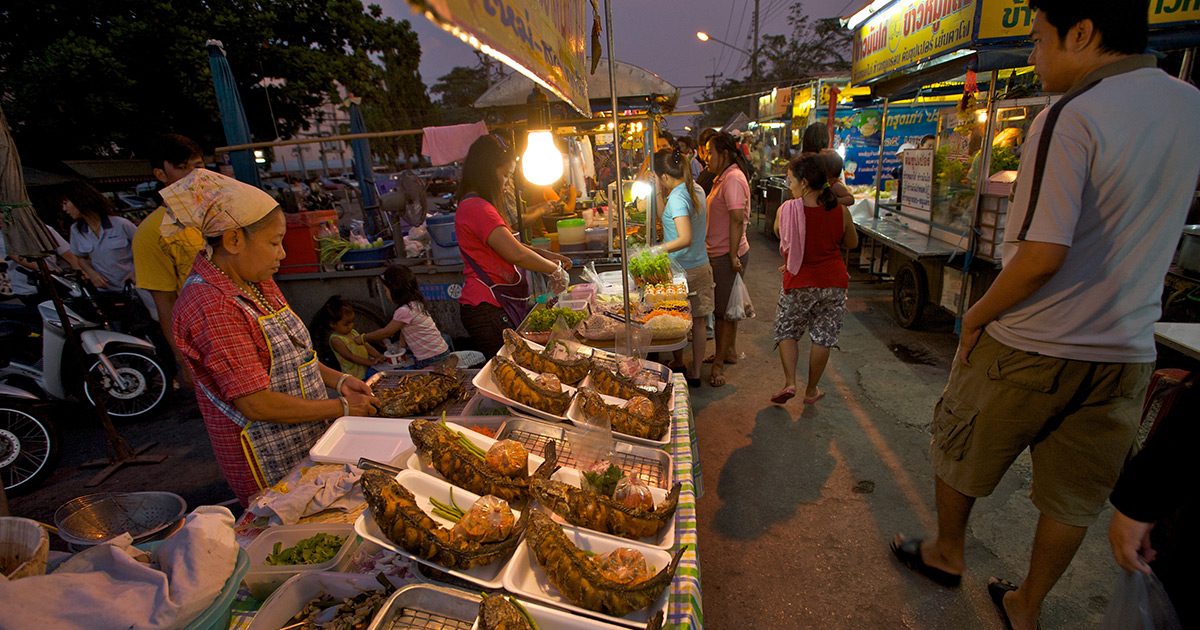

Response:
(5, 224), (1126, 628)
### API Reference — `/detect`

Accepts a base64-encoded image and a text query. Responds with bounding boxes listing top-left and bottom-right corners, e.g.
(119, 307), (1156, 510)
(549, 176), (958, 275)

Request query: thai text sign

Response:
(417, 0), (589, 114)
(901, 148), (935, 213)
(852, 0), (977, 84)
(978, 0), (1200, 42)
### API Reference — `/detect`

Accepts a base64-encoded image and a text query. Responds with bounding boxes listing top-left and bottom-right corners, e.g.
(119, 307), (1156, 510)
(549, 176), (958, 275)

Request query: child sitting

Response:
(313, 296), (384, 380)
(357, 265), (450, 369)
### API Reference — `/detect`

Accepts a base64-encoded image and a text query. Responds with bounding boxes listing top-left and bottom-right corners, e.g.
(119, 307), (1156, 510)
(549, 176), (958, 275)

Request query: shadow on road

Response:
(712, 405), (835, 541)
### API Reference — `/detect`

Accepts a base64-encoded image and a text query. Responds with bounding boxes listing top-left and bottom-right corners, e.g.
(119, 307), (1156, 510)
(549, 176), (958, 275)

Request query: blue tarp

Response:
(206, 41), (260, 187)
(348, 101), (379, 235)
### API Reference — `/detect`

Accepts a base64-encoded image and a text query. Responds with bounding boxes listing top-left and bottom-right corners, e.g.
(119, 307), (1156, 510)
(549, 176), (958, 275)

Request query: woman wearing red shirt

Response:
(770, 153), (858, 405)
(455, 136), (570, 356)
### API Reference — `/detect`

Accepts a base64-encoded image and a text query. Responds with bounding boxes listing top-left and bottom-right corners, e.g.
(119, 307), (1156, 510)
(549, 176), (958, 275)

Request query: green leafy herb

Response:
(525, 307), (587, 333)
(628, 250), (670, 286)
(264, 533), (346, 566)
(582, 463), (623, 498)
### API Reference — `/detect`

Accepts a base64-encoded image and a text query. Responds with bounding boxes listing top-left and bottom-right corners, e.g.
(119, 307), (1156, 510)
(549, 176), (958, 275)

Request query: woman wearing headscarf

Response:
(165, 169), (379, 506)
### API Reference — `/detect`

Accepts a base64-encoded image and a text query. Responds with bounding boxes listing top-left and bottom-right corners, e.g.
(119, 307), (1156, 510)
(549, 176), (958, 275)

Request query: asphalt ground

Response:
(5, 223), (1132, 628)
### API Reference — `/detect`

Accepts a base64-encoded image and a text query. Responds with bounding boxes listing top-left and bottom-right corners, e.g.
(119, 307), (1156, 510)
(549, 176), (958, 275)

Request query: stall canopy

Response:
(206, 40), (260, 187)
(473, 58), (678, 115)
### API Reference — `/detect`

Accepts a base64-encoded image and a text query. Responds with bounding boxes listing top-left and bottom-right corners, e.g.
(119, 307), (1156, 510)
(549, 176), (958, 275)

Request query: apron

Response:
(187, 274), (330, 491)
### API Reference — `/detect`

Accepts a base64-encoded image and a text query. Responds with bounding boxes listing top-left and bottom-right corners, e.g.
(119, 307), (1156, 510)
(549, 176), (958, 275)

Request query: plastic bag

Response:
(593, 548), (650, 585)
(612, 321), (651, 362)
(627, 246), (673, 288)
(485, 439), (528, 476)
(451, 495), (515, 543)
(725, 273), (755, 321)
(545, 315), (589, 360)
(613, 475), (654, 511)
(1098, 571), (1183, 630)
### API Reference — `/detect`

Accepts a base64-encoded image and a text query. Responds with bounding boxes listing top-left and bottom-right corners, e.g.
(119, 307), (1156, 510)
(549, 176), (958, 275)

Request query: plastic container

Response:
(138, 540), (250, 630)
(339, 241), (393, 270)
(426, 214), (461, 265)
(557, 218), (585, 244)
(569, 283), (596, 301)
(549, 233), (560, 252)
(243, 523), (358, 601)
(280, 210), (338, 274)
(246, 571), (385, 630)
(530, 236), (552, 250)
(0, 517), (48, 580)
(585, 227), (607, 251)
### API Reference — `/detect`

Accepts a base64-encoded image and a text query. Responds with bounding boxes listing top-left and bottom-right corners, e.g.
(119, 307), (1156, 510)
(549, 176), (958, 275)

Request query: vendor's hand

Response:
(87, 271), (110, 290)
(550, 263), (570, 294)
(340, 374), (374, 398)
(1108, 510), (1156, 575)
(554, 253), (573, 271)
(730, 255), (743, 275)
(345, 391), (379, 416)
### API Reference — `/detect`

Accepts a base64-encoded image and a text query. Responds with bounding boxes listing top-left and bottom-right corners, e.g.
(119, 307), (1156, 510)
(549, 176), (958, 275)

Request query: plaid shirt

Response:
(174, 254), (289, 505)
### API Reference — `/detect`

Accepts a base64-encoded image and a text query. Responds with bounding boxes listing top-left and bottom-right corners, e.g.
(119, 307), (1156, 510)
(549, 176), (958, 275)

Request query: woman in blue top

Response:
(652, 148), (714, 387)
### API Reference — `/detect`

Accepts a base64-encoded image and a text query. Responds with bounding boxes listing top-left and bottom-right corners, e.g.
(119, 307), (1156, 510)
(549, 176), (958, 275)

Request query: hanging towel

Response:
(778, 199), (806, 275)
(421, 121), (489, 166)
(580, 135), (596, 179)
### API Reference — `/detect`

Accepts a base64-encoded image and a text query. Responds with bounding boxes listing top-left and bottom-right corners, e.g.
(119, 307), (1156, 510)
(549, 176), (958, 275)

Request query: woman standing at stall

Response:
(771, 153), (858, 404)
(652, 148), (713, 387)
(166, 169), (378, 506)
(455, 136), (570, 356)
(704, 132), (753, 387)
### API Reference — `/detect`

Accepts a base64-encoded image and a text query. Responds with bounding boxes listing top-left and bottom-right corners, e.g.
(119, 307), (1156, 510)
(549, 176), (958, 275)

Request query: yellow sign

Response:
(414, 0), (590, 114)
(792, 87), (813, 121)
(979, 0), (1200, 42)
(852, 0), (978, 85)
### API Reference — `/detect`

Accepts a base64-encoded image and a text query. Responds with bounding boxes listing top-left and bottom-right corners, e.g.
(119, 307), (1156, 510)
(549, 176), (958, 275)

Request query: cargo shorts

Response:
(930, 330), (1152, 527)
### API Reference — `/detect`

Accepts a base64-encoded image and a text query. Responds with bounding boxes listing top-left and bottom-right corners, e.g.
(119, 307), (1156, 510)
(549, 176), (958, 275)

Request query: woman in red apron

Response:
(454, 136), (570, 356)
(164, 169), (379, 506)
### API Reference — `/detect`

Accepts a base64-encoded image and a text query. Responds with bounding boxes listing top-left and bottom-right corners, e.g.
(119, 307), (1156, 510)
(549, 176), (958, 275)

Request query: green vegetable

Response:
(430, 490), (466, 522)
(510, 596), (542, 630)
(264, 533), (346, 566)
(440, 417), (486, 460)
(525, 307), (587, 333)
(628, 250), (670, 286)
(582, 463), (623, 498)
(317, 236), (354, 263)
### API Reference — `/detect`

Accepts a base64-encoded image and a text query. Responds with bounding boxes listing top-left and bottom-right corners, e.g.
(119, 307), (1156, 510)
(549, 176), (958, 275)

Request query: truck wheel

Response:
(893, 261), (928, 329)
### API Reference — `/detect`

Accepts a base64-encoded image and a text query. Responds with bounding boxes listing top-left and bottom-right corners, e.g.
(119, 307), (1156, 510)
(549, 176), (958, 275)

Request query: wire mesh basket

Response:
(53, 491), (187, 545)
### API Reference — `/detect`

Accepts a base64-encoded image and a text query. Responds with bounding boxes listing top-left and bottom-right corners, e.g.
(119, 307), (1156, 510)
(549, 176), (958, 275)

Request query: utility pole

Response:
(706, 72), (724, 95)
(752, 0), (760, 82)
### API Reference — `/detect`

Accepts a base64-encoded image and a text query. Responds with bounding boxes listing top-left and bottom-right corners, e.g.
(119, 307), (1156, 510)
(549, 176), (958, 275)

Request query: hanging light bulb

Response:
(630, 180), (652, 200)
(522, 87), (564, 186)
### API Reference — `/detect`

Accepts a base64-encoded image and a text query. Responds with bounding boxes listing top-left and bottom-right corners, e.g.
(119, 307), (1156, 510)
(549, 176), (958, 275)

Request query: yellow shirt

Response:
(132, 206), (206, 293)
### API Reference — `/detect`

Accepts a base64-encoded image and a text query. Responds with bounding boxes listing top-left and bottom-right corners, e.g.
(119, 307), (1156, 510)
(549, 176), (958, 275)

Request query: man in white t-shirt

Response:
(890, 3), (1200, 629)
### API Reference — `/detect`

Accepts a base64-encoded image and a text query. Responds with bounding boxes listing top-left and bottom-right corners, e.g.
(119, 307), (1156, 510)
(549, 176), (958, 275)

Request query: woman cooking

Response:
(455, 135), (571, 356)
(164, 169), (379, 506)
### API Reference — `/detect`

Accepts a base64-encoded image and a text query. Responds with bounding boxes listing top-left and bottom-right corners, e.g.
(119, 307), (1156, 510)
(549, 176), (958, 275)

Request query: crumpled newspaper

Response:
(248, 463), (364, 527)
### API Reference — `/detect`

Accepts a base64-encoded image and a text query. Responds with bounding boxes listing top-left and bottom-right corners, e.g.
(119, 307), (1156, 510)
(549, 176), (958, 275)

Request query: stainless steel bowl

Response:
(53, 491), (187, 545)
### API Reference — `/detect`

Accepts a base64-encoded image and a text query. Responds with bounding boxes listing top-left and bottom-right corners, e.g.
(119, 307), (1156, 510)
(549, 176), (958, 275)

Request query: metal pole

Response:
(872, 98), (889, 219)
(604, 0), (632, 351)
(1180, 47), (1195, 82)
(956, 73), (999, 333)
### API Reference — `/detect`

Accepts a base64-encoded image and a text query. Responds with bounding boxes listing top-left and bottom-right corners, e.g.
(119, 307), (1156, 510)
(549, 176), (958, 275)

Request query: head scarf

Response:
(159, 168), (278, 238)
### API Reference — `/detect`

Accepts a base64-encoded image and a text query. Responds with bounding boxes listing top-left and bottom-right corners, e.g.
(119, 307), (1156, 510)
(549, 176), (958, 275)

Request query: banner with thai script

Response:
(414, 0), (589, 115)
(901, 148), (935, 212)
(978, 0), (1200, 43)
(851, 0), (977, 85)
(834, 106), (941, 187)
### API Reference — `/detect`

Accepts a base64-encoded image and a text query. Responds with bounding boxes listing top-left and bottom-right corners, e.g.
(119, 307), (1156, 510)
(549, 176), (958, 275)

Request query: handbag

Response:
(457, 195), (532, 326)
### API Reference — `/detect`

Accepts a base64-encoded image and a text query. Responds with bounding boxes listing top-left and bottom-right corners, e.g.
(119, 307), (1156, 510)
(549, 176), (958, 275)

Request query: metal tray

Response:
(497, 417), (672, 489)
(367, 584), (479, 630)
(367, 369), (479, 418)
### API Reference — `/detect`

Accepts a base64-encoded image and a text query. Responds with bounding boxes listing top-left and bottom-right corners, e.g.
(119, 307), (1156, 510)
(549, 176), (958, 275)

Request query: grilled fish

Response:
(409, 418), (558, 502)
(491, 355), (573, 416)
(531, 477), (681, 540)
(526, 510), (685, 617)
(588, 365), (672, 408)
(577, 387), (670, 441)
(478, 594), (533, 630)
(503, 328), (593, 385)
(377, 364), (465, 417)
(360, 469), (526, 570)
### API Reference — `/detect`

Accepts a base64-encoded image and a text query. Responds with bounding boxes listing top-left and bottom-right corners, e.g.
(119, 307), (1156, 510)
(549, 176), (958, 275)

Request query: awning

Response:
(473, 58), (678, 114)
(62, 160), (153, 185)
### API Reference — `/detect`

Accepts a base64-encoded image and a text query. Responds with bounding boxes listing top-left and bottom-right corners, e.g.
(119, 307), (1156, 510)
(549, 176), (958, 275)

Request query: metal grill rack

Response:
(498, 418), (671, 489)
(368, 370), (479, 418)
(381, 609), (473, 630)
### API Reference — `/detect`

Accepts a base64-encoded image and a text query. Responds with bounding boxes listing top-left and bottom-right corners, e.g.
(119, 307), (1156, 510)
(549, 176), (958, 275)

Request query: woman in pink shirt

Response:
(704, 132), (753, 387)
(454, 136), (571, 356)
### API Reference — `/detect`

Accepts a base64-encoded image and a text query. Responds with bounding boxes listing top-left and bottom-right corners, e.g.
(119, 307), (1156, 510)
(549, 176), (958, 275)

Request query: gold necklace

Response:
(211, 259), (277, 314)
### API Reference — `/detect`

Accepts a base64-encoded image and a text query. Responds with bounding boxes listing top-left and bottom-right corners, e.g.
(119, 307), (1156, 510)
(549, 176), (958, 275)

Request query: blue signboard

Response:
(834, 106), (942, 187)
(420, 282), (463, 302)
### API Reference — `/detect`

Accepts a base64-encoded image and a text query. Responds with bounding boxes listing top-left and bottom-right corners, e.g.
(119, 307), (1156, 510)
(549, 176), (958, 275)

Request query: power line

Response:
(714, 0), (739, 81)
(722, 0), (751, 77)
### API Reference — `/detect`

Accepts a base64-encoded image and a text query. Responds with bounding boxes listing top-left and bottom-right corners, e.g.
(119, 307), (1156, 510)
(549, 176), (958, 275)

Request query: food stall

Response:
(845, 0), (1200, 329)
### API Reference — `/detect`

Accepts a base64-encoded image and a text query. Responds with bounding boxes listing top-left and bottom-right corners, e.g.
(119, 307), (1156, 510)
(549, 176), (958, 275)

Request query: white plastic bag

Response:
(1098, 571), (1182, 630)
(725, 273), (755, 321)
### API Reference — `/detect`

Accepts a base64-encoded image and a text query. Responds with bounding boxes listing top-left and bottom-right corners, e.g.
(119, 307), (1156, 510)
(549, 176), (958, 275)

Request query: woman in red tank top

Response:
(770, 153), (859, 405)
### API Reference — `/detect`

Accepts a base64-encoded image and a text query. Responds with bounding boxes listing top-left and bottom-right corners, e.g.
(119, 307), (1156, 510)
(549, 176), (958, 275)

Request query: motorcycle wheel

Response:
(0, 400), (60, 494)
(83, 346), (169, 420)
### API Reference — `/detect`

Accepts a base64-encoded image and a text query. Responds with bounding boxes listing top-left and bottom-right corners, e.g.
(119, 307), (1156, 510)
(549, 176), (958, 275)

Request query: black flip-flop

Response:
(988, 579), (1037, 630)
(889, 536), (962, 587)
(685, 375), (702, 387)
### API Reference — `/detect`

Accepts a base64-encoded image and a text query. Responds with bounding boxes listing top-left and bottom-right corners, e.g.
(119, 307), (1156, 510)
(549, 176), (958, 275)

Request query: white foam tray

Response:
(469, 594), (637, 629)
(405, 418), (547, 484)
(500, 523), (673, 628)
(354, 469), (522, 589)
(309, 417), (415, 466)
(565, 389), (671, 448)
(472, 357), (577, 423)
(543, 467), (675, 550)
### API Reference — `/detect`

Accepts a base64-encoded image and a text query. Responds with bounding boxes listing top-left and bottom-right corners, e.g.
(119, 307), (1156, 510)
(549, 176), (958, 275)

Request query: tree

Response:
(0, 0), (429, 166)
(695, 2), (853, 130)
(430, 59), (490, 126)
(361, 49), (440, 168)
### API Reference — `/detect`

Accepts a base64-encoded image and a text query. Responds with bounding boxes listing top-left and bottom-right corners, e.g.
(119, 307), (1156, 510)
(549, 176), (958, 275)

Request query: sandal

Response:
(709, 369), (727, 387)
(988, 578), (1036, 630)
(685, 375), (702, 387)
(665, 360), (686, 373)
(703, 354), (738, 365)
(889, 536), (962, 588)
(802, 391), (826, 404)
(771, 388), (795, 404)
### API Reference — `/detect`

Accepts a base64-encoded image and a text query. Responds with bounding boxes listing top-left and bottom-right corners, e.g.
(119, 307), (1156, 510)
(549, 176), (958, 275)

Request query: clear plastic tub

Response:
(243, 523), (359, 601)
(246, 571), (386, 630)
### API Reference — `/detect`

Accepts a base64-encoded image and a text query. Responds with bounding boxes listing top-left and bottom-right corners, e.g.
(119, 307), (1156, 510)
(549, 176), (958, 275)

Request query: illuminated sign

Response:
(851, 0), (977, 85)
(979, 0), (1200, 42)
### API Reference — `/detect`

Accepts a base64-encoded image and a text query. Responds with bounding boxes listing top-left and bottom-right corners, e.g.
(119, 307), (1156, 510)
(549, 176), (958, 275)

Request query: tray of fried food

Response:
(495, 417), (673, 491)
(499, 329), (594, 386)
(473, 355), (577, 422)
(406, 417), (555, 504)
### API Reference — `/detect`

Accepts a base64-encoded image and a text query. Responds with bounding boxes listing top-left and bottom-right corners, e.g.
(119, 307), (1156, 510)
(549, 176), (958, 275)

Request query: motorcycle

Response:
(0, 272), (169, 422)
(0, 381), (59, 494)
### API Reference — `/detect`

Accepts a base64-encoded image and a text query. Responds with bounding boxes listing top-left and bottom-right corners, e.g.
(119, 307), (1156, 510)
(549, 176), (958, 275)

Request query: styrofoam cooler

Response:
(426, 214), (461, 265)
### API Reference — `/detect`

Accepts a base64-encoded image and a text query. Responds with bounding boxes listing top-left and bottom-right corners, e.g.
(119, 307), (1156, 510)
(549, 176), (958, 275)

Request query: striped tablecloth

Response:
(229, 374), (704, 629)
